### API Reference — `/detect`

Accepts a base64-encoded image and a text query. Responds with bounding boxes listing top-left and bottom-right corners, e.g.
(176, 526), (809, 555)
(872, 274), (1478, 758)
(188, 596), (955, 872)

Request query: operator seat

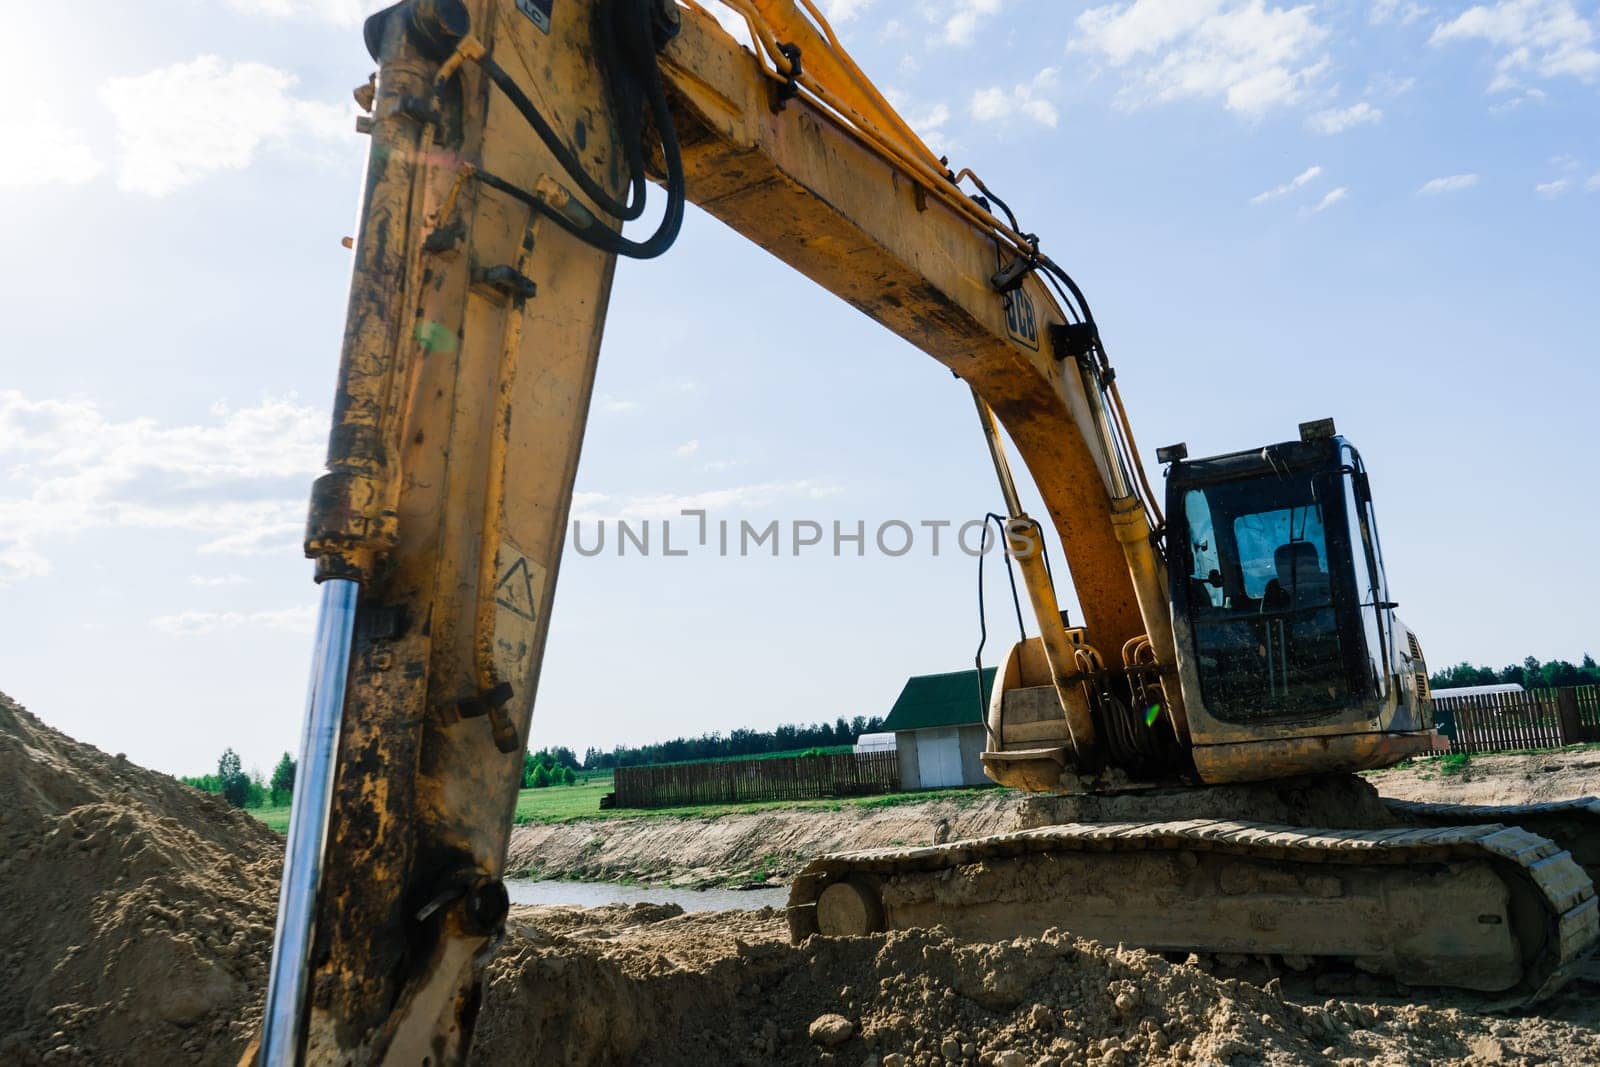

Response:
(1262, 542), (1330, 612)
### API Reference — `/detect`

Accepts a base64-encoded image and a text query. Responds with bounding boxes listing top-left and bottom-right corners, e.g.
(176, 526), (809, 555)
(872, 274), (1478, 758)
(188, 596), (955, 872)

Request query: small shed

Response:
(853, 731), (897, 754)
(884, 667), (996, 790)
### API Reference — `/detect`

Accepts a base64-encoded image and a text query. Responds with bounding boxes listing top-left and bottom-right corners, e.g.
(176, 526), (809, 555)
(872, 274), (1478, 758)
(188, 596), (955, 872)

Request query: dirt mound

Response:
(474, 905), (1600, 1066)
(0, 692), (280, 1066)
(3, 692), (1598, 1065)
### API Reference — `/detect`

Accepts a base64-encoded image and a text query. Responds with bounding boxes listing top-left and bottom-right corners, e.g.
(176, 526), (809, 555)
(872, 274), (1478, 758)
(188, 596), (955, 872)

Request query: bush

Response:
(530, 763), (552, 789)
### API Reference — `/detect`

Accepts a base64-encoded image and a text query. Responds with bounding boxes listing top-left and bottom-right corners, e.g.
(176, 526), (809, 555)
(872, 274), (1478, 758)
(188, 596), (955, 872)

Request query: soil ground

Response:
(5, 689), (1599, 1065)
(1366, 750), (1600, 806)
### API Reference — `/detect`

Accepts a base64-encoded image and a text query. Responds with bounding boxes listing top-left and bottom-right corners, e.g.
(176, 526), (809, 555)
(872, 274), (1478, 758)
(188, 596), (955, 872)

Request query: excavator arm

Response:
(259, 0), (1192, 1061)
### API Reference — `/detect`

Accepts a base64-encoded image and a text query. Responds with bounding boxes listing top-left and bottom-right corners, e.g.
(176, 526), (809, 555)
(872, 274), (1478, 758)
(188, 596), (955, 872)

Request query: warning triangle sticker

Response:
(494, 556), (538, 622)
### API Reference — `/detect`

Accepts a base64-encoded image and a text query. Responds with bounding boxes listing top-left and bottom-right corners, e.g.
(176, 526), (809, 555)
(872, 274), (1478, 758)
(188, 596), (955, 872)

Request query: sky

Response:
(1, 0), (1597, 780)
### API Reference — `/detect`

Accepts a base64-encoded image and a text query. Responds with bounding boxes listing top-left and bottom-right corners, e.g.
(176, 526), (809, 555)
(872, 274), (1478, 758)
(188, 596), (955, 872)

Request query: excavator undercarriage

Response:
(789, 776), (1600, 1005)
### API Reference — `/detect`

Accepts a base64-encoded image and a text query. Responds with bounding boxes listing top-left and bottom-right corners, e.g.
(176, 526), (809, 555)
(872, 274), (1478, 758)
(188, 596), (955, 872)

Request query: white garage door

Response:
(916, 729), (964, 788)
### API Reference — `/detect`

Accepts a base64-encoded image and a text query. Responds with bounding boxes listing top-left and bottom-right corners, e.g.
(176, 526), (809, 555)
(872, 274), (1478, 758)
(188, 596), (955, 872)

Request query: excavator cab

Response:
(1163, 419), (1439, 783)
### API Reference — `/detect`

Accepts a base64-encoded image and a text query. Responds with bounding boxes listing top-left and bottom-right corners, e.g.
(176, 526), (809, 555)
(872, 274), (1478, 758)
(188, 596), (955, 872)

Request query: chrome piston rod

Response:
(260, 577), (360, 1065)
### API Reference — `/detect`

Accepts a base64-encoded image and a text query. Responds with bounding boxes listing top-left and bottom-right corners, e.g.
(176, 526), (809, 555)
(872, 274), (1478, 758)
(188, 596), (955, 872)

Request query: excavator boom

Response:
(264, 1), (1164, 1059)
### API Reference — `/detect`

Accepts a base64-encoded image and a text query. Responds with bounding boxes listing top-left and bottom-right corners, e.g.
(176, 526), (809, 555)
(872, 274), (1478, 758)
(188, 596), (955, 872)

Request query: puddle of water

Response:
(505, 878), (789, 912)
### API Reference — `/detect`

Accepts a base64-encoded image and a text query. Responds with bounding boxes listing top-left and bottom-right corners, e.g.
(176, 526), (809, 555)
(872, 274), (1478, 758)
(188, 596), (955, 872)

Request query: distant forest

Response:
(576, 715), (889, 770)
(1430, 654), (1599, 691)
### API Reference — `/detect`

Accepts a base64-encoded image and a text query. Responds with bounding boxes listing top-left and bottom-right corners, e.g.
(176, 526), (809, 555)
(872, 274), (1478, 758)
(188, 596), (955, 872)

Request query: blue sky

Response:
(1, 0), (1596, 779)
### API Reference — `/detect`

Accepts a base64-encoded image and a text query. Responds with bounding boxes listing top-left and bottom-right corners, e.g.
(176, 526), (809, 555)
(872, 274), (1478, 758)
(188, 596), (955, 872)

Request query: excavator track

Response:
(1386, 797), (1600, 888)
(788, 819), (1599, 1004)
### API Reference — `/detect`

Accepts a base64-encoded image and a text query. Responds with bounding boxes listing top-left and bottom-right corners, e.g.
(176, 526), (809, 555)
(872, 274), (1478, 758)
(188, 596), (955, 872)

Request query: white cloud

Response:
(571, 481), (843, 523)
(102, 55), (351, 196)
(1307, 101), (1383, 133)
(1072, 0), (1331, 115)
(0, 392), (324, 585)
(1535, 177), (1572, 195)
(1368, 72), (1419, 96)
(623, 481), (842, 517)
(151, 604), (316, 636)
(1250, 164), (1322, 204)
(1303, 186), (1349, 214)
(1587, 171), (1600, 191)
(885, 89), (954, 153)
(701, 2), (755, 45)
(1370, 0), (1429, 24)
(0, 107), (102, 190)
(943, 0), (1003, 45)
(224, 0), (384, 24)
(190, 573), (251, 586)
(908, 102), (952, 133)
(675, 440), (701, 458)
(1417, 173), (1481, 194)
(1488, 84), (1549, 109)
(823, 0), (875, 21)
(1431, 0), (1600, 91)
(598, 395), (640, 414)
(969, 68), (1061, 127)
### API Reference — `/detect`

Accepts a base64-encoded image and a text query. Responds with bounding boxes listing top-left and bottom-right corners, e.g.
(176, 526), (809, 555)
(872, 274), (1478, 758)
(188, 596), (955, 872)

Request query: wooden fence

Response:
(1430, 685), (1600, 755)
(612, 750), (901, 809)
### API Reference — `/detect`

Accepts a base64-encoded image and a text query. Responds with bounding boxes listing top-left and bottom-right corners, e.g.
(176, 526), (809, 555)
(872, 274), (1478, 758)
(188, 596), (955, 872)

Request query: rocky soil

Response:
(4, 689), (1599, 1065)
(473, 903), (1600, 1066)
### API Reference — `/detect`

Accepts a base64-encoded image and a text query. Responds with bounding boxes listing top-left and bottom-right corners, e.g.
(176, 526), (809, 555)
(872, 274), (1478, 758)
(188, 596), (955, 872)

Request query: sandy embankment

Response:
(505, 792), (1016, 886)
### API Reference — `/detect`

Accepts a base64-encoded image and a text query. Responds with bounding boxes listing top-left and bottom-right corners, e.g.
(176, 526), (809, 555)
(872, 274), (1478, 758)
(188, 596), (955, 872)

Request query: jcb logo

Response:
(1004, 288), (1039, 350)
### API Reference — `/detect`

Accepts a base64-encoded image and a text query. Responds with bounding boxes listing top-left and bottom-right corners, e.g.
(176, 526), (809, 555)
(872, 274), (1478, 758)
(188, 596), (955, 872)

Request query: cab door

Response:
(1342, 446), (1396, 707)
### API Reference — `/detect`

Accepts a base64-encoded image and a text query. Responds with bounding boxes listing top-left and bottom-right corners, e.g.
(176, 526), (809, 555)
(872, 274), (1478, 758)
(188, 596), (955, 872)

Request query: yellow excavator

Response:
(255, 0), (1600, 1061)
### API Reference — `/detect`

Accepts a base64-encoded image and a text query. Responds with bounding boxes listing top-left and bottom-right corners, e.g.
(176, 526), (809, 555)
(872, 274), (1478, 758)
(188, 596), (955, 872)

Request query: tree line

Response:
(183, 749), (296, 810)
(182, 717), (892, 807)
(578, 716), (887, 770)
(1430, 654), (1599, 691)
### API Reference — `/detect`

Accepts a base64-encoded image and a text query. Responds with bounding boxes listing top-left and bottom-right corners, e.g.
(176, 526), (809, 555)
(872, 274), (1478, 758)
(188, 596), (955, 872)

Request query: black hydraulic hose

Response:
(472, 0), (685, 259)
(974, 512), (1028, 716)
(479, 53), (648, 222)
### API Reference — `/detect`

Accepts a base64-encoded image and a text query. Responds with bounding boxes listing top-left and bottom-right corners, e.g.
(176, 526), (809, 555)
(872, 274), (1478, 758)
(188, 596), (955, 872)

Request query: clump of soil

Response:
(0, 692), (280, 1065)
(473, 905), (1600, 1066)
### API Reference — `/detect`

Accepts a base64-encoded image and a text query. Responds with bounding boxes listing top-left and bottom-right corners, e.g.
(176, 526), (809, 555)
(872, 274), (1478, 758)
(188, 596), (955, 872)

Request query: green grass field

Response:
(249, 774), (1006, 832)
(254, 804), (292, 832)
(510, 775), (1003, 825)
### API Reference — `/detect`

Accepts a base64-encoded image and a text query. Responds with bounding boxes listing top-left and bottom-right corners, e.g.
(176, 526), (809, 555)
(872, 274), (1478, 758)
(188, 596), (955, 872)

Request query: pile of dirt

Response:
(474, 904), (1600, 1066)
(0, 692), (280, 1065)
(4, 691), (1598, 1065)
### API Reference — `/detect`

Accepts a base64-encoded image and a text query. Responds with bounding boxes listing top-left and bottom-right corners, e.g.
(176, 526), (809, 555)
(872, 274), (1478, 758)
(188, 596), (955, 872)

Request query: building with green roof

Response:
(884, 667), (995, 790)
